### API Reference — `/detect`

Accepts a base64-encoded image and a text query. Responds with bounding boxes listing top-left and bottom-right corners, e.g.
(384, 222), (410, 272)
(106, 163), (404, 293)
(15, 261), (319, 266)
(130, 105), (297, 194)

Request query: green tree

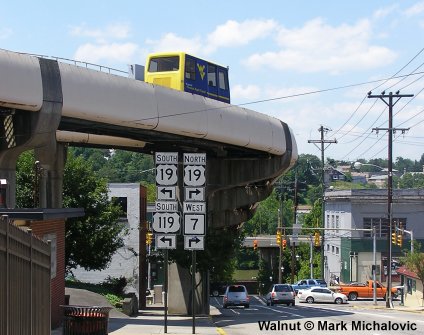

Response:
(16, 150), (125, 273)
(401, 242), (424, 305)
(396, 173), (424, 189)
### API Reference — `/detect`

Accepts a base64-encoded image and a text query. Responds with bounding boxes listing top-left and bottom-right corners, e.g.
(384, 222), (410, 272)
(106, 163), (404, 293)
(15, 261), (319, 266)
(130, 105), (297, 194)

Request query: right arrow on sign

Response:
(189, 236), (201, 247)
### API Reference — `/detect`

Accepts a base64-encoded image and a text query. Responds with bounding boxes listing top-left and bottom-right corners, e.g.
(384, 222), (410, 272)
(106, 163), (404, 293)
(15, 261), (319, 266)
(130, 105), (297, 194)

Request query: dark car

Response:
(223, 285), (250, 308)
(265, 284), (296, 306)
(210, 282), (227, 297)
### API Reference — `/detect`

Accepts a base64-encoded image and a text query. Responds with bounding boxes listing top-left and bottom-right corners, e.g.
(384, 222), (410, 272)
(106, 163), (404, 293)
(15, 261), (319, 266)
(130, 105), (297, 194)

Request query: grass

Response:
(65, 279), (125, 309)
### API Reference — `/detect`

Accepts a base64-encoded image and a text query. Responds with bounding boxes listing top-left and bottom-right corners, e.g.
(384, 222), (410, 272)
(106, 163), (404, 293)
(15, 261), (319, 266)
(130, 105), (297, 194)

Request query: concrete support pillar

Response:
(168, 263), (208, 315)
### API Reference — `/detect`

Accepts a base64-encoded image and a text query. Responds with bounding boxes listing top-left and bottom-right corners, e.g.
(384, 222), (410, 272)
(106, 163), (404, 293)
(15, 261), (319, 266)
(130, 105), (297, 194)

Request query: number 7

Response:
(191, 218), (198, 230)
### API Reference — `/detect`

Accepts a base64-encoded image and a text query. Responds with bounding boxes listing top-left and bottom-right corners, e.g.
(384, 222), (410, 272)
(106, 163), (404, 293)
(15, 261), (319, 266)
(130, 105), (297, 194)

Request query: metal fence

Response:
(0, 216), (51, 335)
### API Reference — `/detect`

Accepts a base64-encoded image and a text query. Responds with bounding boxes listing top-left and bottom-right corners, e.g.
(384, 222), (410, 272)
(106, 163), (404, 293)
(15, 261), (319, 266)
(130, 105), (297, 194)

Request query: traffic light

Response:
(253, 239), (258, 251)
(397, 233), (403, 247)
(282, 239), (287, 250)
(314, 232), (320, 247)
(146, 231), (153, 245)
(391, 232), (397, 245)
(276, 230), (281, 246)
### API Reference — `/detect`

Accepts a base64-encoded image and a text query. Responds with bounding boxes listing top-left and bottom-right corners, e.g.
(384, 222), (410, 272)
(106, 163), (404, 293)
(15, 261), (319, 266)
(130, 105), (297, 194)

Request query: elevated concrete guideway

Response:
(0, 48), (297, 314)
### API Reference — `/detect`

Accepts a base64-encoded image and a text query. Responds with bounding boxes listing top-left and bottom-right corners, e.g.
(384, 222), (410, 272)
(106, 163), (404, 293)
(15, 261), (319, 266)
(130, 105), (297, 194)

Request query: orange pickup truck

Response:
(338, 280), (398, 301)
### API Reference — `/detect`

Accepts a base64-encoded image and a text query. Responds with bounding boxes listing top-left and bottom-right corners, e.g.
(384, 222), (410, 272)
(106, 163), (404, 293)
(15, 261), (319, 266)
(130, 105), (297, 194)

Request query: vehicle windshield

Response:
(275, 285), (292, 292)
(228, 286), (246, 293)
(148, 56), (179, 72)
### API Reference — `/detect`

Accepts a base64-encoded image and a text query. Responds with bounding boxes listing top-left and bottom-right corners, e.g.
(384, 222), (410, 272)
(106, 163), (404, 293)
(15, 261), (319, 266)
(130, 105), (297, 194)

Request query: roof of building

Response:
(396, 266), (419, 280)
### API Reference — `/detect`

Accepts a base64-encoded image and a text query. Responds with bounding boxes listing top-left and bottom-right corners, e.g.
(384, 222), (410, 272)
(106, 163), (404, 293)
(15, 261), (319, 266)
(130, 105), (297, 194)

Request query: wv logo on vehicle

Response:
(197, 63), (206, 80)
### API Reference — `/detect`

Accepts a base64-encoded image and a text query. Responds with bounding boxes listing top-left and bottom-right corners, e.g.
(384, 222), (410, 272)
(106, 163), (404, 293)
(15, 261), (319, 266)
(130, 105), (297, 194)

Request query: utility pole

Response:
(368, 91), (413, 308)
(308, 126), (337, 279)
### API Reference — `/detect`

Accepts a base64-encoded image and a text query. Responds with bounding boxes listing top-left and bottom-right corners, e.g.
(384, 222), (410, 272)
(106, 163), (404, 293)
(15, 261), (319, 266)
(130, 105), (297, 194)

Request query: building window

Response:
(336, 247), (339, 255)
(331, 215), (335, 229)
(336, 215), (340, 229)
(112, 197), (128, 217)
(326, 214), (330, 228)
(363, 217), (407, 237)
(332, 245), (335, 254)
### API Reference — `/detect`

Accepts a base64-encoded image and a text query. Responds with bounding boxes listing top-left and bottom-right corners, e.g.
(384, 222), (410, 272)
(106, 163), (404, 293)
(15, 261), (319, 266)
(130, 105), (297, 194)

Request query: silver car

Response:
(265, 284), (296, 306)
(223, 285), (250, 308)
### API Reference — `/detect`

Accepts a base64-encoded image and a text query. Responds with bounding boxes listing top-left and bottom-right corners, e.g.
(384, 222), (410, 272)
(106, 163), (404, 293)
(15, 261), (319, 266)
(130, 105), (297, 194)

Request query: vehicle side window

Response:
(208, 64), (217, 87)
(185, 58), (196, 80)
(149, 56), (179, 72)
(311, 288), (320, 293)
(300, 280), (307, 285)
(218, 69), (228, 90)
(308, 280), (315, 285)
(323, 289), (332, 294)
(376, 282), (382, 288)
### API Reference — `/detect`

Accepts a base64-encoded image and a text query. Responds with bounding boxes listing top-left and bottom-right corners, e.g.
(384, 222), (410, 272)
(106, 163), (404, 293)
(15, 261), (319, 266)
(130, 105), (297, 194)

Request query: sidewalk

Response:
(107, 305), (221, 335)
(52, 305), (221, 335)
(52, 288), (221, 335)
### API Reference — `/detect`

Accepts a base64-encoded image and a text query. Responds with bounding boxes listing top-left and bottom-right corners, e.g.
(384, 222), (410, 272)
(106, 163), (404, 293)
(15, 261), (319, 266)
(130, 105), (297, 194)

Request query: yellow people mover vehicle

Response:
(145, 52), (230, 103)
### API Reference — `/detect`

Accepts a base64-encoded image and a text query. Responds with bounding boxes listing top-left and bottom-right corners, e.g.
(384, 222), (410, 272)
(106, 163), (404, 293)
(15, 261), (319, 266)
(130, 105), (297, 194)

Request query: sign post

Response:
(154, 152), (179, 334)
(183, 153), (206, 334)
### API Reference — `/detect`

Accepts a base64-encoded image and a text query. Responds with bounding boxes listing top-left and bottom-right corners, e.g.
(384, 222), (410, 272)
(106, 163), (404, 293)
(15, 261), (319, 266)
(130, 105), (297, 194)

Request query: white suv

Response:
(223, 285), (250, 309)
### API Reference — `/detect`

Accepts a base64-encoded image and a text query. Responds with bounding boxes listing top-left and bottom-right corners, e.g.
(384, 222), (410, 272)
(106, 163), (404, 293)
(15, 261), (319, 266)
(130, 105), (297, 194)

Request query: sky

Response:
(1, 1), (424, 163)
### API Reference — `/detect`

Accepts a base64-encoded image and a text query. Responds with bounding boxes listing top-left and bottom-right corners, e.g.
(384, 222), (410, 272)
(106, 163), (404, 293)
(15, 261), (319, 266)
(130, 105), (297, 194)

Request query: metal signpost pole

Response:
(309, 235), (313, 278)
(164, 249), (168, 333)
(192, 250), (196, 334)
(373, 226), (377, 305)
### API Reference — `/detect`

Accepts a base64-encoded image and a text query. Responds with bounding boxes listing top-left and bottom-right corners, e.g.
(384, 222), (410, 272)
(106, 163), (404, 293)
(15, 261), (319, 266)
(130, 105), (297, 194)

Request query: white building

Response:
(324, 189), (424, 285)
(72, 183), (143, 288)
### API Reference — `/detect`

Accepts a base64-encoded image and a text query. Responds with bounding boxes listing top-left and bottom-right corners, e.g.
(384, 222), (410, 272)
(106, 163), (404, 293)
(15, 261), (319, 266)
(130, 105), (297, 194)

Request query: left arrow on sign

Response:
(160, 236), (173, 245)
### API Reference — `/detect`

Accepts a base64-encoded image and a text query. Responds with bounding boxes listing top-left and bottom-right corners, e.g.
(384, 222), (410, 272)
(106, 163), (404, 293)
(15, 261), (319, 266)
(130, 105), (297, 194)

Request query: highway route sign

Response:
(155, 201), (178, 213)
(183, 165), (205, 186)
(156, 164), (178, 185)
(183, 202), (206, 213)
(157, 186), (177, 201)
(184, 235), (204, 250)
(155, 152), (178, 165)
(152, 212), (180, 233)
(156, 235), (177, 249)
(184, 214), (205, 235)
(184, 187), (205, 201)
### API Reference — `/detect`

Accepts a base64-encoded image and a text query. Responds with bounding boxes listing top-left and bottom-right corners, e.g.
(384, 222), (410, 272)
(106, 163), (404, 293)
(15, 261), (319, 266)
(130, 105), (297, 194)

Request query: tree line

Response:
(15, 147), (424, 285)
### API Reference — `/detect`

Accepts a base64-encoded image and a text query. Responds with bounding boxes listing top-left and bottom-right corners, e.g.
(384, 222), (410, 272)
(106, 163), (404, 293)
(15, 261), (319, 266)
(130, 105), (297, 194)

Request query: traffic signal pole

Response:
(278, 209), (282, 284)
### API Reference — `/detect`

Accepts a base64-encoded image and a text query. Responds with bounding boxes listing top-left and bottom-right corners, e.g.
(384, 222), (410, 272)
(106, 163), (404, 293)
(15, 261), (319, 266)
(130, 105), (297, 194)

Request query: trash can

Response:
(62, 305), (112, 335)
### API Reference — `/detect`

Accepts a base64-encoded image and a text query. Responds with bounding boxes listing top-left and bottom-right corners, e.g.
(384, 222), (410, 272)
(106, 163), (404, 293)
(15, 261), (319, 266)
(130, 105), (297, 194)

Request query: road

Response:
(210, 295), (424, 335)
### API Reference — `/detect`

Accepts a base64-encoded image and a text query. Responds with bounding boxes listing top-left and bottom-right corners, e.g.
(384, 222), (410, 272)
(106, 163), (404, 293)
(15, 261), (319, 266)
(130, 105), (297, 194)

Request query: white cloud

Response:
(0, 27), (12, 39)
(403, 1), (424, 16)
(145, 19), (278, 56)
(373, 4), (398, 19)
(205, 19), (278, 54)
(243, 18), (397, 74)
(145, 33), (202, 55)
(231, 84), (261, 101)
(70, 23), (131, 43)
(74, 42), (138, 64)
